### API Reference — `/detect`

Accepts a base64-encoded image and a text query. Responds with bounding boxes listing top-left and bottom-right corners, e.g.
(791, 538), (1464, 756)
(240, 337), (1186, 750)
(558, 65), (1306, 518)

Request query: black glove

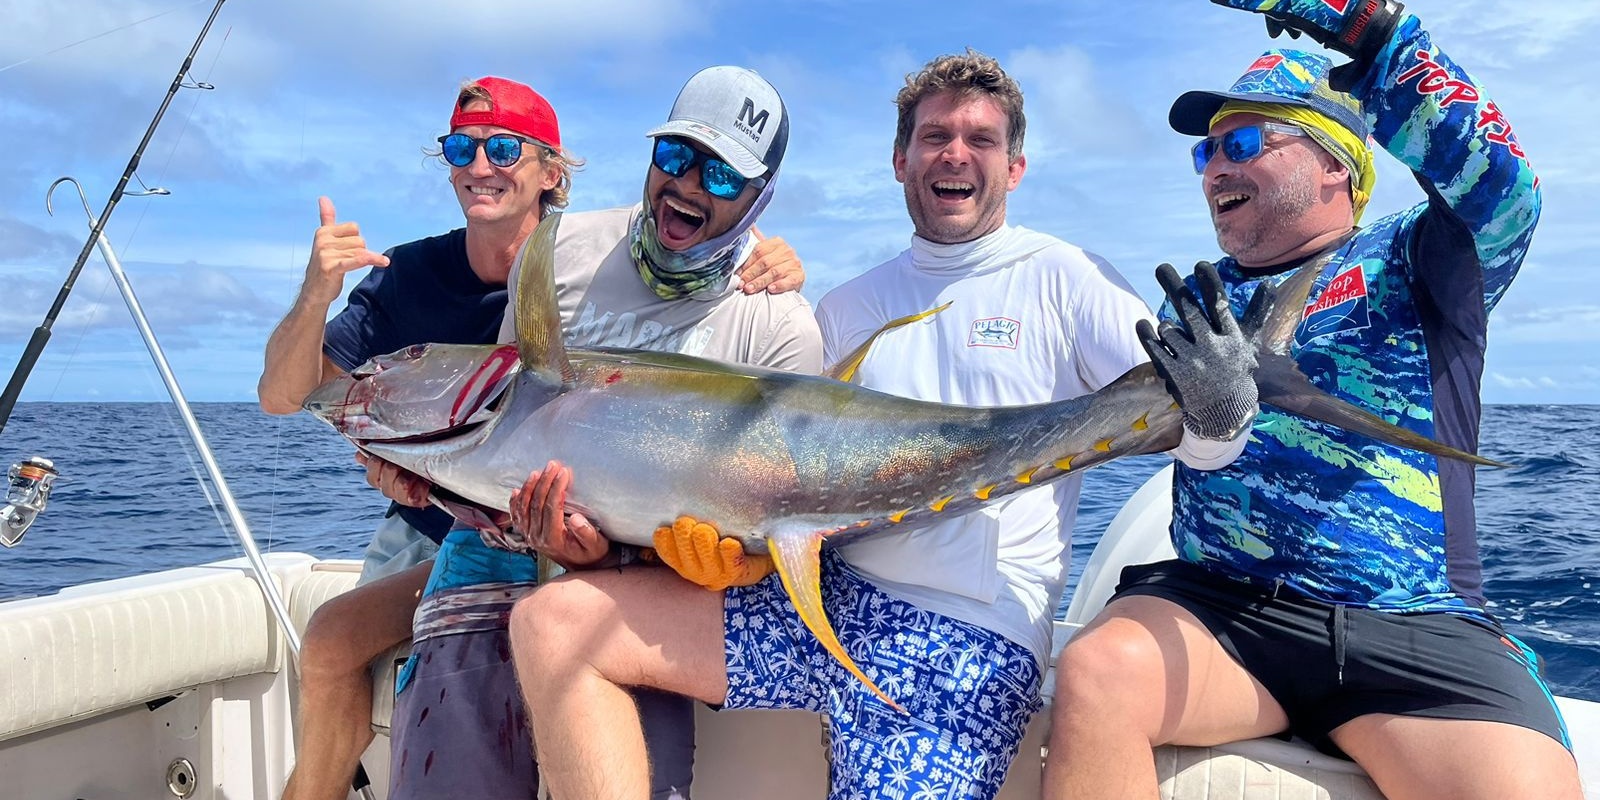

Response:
(1138, 262), (1266, 442)
(1212, 0), (1404, 85)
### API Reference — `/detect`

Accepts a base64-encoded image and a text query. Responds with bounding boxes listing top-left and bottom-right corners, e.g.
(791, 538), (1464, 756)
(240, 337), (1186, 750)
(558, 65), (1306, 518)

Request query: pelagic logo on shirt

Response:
(1300, 264), (1371, 343)
(968, 316), (1021, 350)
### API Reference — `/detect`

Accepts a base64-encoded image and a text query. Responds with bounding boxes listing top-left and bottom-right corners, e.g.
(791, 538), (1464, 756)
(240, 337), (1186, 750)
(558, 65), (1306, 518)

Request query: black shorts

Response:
(1111, 559), (1572, 757)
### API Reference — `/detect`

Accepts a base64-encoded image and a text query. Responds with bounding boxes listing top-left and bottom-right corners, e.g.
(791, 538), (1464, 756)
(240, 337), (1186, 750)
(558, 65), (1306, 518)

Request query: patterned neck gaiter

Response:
(631, 170), (778, 301)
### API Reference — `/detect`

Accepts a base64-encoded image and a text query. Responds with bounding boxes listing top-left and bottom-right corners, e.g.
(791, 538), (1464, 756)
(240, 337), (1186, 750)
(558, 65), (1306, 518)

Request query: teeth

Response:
(665, 197), (704, 221)
(933, 181), (974, 192)
(469, 186), (502, 196)
(1214, 192), (1249, 210)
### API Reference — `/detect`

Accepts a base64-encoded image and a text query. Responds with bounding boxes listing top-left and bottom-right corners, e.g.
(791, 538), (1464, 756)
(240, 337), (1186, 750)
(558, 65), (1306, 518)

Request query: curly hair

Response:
(893, 49), (1026, 161)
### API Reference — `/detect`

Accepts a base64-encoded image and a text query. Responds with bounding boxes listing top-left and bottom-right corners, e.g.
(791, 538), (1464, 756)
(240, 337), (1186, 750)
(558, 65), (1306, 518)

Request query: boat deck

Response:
(2, 554), (1594, 798)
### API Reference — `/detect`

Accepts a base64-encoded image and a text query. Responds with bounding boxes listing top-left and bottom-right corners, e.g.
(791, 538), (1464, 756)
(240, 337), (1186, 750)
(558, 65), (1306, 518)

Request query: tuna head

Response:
(303, 342), (522, 441)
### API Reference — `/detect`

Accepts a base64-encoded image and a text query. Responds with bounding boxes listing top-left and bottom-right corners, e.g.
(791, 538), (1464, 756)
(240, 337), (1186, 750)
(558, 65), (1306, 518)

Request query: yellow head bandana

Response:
(1212, 101), (1375, 223)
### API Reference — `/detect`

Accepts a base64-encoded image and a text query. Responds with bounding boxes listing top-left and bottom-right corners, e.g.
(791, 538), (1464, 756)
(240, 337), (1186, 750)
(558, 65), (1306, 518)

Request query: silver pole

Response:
(48, 178), (303, 655)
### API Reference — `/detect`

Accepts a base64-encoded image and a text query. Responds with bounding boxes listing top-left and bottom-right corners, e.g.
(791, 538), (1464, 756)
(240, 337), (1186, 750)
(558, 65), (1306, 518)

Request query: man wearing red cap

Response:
(378, 64), (822, 800)
(259, 74), (808, 800)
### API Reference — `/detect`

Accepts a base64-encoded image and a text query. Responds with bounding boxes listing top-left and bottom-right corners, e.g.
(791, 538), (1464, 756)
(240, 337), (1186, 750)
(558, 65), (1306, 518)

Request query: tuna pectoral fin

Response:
(766, 530), (905, 713)
(1257, 353), (1506, 467)
(825, 302), (953, 383)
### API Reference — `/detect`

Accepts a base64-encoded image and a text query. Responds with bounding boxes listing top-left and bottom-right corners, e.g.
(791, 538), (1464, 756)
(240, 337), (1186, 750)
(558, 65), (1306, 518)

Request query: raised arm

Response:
(1214, 0), (1540, 311)
(258, 197), (390, 414)
(1354, 11), (1539, 311)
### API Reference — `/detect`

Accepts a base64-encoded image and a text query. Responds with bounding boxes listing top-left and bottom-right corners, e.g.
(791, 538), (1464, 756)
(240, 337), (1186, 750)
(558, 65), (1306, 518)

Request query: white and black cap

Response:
(645, 66), (789, 179)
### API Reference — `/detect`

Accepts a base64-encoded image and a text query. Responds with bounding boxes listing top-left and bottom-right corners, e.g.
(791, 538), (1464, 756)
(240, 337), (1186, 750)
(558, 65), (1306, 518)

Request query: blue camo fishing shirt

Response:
(1167, 15), (1540, 615)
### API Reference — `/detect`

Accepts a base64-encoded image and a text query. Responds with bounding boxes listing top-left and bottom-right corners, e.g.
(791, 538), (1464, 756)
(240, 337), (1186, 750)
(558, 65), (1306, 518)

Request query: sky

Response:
(0, 0), (1596, 410)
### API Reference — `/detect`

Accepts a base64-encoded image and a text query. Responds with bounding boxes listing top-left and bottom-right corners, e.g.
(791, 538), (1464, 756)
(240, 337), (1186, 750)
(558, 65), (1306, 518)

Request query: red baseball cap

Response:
(449, 76), (562, 150)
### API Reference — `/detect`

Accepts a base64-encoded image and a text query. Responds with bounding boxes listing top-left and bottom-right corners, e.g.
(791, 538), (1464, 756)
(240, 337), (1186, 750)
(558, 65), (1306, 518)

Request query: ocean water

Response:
(1, 402), (1596, 701)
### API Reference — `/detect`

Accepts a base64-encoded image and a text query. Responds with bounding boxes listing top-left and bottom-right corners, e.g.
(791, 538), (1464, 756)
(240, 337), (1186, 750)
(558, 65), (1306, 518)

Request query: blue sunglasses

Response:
(1190, 121), (1308, 174)
(438, 133), (544, 168)
(652, 136), (766, 201)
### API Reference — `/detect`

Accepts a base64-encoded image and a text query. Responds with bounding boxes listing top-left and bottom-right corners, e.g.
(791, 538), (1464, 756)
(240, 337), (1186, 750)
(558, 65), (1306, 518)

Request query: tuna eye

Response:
(403, 344), (430, 359)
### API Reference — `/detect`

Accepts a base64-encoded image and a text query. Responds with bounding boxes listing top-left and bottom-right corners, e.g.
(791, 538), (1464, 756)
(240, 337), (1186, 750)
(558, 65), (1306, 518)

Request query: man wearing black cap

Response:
(1046, 3), (1580, 798)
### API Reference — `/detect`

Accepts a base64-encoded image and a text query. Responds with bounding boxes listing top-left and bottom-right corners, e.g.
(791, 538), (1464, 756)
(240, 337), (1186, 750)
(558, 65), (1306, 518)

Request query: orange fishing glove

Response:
(651, 515), (774, 591)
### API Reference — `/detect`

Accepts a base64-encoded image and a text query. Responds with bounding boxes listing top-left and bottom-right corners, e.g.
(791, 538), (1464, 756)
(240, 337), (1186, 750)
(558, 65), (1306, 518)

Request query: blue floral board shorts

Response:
(723, 552), (1043, 800)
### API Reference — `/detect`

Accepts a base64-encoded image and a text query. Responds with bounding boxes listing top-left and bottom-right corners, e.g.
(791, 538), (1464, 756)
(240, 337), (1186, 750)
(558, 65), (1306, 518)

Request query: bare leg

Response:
(281, 562), (430, 800)
(1331, 714), (1583, 800)
(509, 565), (728, 800)
(1043, 595), (1289, 800)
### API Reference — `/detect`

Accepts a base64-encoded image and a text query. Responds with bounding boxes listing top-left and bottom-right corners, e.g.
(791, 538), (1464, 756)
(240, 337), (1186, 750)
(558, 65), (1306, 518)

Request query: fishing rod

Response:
(0, 0), (226, 435)
(8, 6), (380, 796)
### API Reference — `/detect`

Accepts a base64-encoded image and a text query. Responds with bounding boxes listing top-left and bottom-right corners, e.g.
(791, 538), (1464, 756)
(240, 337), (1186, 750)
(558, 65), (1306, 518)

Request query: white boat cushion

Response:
(0, 562), (294, 742)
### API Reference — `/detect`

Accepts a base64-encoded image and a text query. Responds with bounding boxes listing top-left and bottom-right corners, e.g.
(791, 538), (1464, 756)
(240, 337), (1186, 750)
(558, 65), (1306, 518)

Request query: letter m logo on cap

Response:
(737, 98), (770, 137)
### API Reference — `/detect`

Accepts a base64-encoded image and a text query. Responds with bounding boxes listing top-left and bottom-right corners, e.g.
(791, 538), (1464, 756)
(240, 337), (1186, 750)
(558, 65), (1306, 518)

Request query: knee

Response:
(300, 603), (373, 680)
(508, 577), (609, 673)
(1051, 622), (1164, 720)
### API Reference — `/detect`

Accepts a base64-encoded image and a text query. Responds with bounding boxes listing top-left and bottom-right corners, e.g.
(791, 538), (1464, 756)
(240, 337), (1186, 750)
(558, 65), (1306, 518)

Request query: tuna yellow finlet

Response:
(975, 484), (997, 501)
(930, 495), (955, 512)
(1094, 438), (1114, 452)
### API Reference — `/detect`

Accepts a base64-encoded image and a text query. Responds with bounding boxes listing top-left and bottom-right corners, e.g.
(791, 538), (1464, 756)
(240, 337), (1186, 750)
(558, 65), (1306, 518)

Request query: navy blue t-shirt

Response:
(323, 228), (507, 542)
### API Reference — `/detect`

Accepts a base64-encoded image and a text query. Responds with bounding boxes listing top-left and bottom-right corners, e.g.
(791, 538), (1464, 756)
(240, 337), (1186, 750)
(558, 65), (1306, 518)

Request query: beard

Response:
(1213, 161), (1320, 263)
(904, 180), (1008, 245)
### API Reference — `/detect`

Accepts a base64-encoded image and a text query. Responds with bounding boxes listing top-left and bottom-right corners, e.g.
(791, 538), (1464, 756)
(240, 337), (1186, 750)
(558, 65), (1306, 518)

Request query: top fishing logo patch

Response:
(968, 317), (1021, 350)
(1300, 265), (1371, 343)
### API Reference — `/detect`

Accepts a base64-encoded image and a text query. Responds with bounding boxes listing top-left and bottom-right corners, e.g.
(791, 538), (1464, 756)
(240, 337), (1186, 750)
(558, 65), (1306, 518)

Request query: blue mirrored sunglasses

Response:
(1190, 121), (1308, 174)
(652, 136), (766, 201)
(438, 133), (542, 168)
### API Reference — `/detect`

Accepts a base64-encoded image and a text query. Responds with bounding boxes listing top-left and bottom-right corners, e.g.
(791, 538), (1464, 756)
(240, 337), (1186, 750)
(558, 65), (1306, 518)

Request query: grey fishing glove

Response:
(1137, 261), (1262, 442)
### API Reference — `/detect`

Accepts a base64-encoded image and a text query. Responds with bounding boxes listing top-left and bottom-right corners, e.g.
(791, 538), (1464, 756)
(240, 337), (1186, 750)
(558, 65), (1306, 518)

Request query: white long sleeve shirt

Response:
(814, 224), (1153, 666)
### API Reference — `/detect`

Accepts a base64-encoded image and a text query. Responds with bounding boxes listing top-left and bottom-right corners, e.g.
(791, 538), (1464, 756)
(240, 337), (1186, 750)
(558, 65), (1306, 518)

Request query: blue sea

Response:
(1, 402), (1596, 701)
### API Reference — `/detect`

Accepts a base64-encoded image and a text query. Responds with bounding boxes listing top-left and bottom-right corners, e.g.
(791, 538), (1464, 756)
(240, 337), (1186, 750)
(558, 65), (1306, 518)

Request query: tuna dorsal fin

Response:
(824, 302), (953, 383)
(765, 527), (905, 713)
(514, 212), (575, 385)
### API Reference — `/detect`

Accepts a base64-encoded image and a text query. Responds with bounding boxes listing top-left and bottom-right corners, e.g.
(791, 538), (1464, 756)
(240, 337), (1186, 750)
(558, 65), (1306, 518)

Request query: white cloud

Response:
(1004, 45), (1151, 159)
(1491, 305), (1600, 344)
(1490, 373), (1560, 391)
(1418, 3), (1600, 62)
(3, 1), (1596, 402)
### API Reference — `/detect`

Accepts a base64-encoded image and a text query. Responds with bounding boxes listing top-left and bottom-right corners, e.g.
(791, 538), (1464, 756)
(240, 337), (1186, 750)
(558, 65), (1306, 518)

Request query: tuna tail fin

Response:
(514, 212), (576, 386)
(825, 302), (953, 383)
(1255, 354), (1506, 467)
(766, 528), (904, 713)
